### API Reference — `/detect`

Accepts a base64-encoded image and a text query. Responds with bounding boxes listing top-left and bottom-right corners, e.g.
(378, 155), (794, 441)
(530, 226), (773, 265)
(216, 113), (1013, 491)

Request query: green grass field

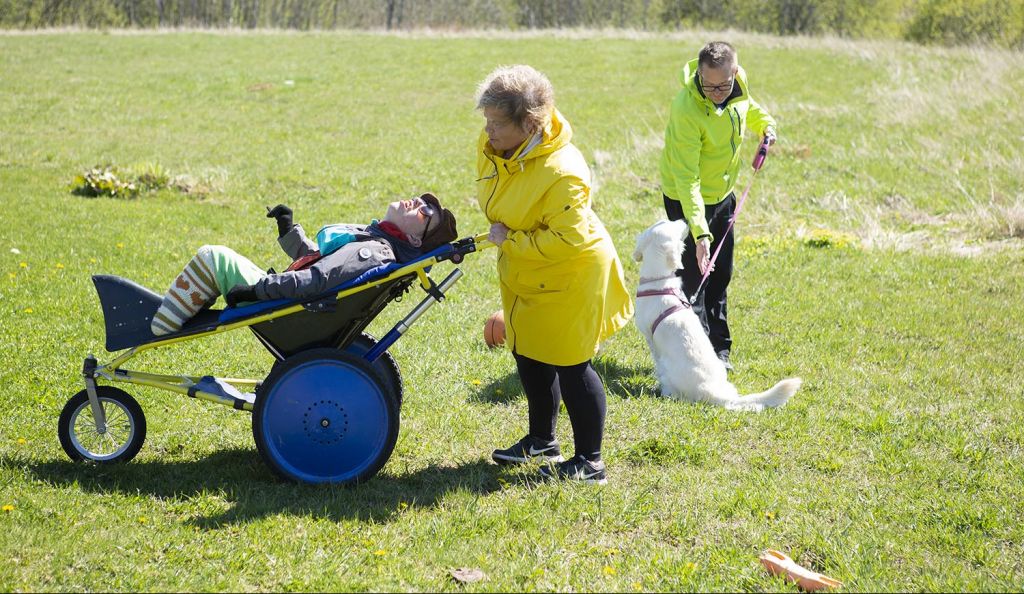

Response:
(1, 30), (1023, 591)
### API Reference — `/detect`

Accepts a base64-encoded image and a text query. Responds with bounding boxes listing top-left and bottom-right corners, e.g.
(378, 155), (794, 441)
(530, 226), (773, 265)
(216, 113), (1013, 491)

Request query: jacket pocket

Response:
(514, 268), (572, 294)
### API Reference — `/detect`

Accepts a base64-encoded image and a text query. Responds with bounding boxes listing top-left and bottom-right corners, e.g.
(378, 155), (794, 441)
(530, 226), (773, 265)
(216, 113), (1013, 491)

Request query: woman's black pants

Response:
(514, 353), (606, 461)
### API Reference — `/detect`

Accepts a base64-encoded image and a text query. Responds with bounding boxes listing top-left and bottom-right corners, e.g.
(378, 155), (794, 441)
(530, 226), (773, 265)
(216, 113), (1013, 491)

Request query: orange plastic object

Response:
(759, 549), (843, 592)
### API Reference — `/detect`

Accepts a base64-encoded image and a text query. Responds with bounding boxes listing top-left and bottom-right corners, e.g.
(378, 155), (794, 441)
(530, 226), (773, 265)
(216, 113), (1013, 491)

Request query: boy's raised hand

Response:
(266, 204), (294, 237)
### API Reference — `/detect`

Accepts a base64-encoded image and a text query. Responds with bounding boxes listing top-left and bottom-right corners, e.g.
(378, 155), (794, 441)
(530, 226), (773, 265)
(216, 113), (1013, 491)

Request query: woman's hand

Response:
(489, 222), (510, 246)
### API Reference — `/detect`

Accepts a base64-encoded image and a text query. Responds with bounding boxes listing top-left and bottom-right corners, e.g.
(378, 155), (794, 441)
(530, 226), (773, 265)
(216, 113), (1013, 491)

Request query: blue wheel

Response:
(344, 333), (404, 408)
(253, 348), (399, 485)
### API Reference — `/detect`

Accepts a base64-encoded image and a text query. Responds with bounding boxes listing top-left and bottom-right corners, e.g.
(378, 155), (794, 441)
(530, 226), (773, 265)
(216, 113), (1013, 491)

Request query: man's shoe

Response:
(492, 435), (564, 466)
(539, 454), (607, 485)
(717, 352), (734, 373)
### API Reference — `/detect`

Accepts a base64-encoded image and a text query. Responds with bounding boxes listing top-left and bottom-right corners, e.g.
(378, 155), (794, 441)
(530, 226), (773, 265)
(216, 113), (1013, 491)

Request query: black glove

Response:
(225, 284), (258, 308)
(266, 204), (294, 237)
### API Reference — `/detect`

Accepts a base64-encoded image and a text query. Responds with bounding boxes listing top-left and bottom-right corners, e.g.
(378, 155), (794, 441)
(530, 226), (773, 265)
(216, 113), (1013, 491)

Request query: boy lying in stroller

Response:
(151, 194), (458, 336)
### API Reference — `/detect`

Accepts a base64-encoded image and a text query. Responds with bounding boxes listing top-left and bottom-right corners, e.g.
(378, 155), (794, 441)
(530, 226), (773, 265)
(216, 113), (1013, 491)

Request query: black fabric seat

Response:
(92, 273), (415, 355)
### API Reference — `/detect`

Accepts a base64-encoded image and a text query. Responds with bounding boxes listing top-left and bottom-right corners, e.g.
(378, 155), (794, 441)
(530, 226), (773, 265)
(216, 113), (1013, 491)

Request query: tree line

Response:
(0, 0), (1020, 49)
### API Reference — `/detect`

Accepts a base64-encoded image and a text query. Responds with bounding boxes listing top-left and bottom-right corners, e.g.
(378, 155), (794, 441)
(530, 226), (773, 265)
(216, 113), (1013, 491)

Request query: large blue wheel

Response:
(344, 333), (403, 408)
(253, 348), (400, 485)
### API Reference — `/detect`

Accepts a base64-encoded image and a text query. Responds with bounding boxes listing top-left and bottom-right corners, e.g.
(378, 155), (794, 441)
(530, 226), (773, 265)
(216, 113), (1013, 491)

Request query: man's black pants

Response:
(663, 193), (736, 359)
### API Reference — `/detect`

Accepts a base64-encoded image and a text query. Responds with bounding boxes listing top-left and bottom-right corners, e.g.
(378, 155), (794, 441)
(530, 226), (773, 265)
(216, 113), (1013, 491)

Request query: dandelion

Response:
(603, 565), (617, 576)
(138, 516), (147, 524)
(373, 549), (387, 556)
(765, 511), (776, 520)
(116, 243), (125, 249)
(471, 379), (482, 386)
(16, 438), (26, 445)
(23, 308), (33, 314)
(55, 263), (64, 269)
(19, 262), (27, 268)
(398, 502), (409, 510)
(89, 258), (97, 264)
(606, 548), (619, 556)
(1, 505), (13, 512)
(686, 562), (697, 571)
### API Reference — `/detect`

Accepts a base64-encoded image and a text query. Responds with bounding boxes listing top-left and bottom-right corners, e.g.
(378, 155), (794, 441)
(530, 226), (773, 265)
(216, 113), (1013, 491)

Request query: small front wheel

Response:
(58, 386), (146, 463)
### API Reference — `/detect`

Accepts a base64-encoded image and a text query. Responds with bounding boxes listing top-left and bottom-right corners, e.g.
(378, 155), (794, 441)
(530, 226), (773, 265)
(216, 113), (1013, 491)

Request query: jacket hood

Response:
(482, 108), (573, 163)
(680, 58), (750, 109)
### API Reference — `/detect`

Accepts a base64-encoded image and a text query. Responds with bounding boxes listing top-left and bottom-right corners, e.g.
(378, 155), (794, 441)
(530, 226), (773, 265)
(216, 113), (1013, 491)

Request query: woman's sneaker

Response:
(539, 454), (607, 485)
(492, 435), (564, 465)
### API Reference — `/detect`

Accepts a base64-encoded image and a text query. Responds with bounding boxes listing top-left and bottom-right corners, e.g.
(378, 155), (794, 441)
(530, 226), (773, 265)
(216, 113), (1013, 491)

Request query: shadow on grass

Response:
(467, 359), (659, 403)
(24, 449), (505, 529)
(468, 371), (522, 404)
(593, 356), (658, 400)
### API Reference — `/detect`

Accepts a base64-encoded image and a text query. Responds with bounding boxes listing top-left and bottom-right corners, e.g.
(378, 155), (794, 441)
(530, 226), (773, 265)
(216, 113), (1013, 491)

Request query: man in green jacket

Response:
(659, 41), (776, 371)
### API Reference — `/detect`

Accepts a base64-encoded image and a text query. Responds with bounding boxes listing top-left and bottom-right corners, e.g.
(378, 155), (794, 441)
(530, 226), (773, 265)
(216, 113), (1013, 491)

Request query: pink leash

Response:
(690, 136), (771, 305)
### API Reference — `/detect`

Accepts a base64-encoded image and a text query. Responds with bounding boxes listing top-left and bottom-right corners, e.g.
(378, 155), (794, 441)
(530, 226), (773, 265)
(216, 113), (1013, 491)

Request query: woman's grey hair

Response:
(698, 41), (737, 70)
(476, 65), (555, 134)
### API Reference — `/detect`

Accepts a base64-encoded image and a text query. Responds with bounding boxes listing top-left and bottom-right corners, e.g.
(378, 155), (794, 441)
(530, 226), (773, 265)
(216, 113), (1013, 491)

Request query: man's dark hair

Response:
(698, 41), (737, 70)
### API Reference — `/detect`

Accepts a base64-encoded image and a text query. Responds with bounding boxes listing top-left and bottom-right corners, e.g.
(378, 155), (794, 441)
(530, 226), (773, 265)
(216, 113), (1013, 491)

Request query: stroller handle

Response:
(472, 233), (496, 250)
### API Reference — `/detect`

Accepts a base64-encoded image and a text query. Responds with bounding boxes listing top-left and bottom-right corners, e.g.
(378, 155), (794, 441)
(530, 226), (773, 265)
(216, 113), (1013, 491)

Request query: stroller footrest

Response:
(189, 376), (255, 409)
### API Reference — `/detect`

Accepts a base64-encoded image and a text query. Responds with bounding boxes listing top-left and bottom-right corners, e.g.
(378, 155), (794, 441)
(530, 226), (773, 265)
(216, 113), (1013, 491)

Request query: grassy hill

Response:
(0, 30), (1022, 591)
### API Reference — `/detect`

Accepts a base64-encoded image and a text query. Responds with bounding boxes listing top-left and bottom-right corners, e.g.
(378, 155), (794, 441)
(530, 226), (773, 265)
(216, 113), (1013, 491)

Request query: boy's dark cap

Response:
(420, 193), (458, 251)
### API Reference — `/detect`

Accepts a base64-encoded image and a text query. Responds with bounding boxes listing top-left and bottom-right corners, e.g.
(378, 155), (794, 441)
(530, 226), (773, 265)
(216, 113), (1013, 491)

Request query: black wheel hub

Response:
(303, 400), (349, 445)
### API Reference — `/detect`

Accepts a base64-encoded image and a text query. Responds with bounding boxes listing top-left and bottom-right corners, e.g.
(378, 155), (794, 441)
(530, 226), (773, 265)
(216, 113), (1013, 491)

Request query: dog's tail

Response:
(735, 378), (802, 411)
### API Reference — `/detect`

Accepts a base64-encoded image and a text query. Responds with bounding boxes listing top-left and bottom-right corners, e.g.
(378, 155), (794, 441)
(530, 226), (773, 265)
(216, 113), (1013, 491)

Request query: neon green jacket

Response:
(659, 58), (776, 241)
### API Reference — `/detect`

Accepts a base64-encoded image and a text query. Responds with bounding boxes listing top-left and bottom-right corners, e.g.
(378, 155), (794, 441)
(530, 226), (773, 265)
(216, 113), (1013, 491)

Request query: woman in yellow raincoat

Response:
(476, 65), (633, 485)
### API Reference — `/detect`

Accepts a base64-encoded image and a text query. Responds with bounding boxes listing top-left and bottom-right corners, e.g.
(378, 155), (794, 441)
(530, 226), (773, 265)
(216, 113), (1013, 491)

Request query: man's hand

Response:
(488, 222), (509, 246)
(225, 284), (258, 307)
(696, 236), (714, 275)
(266, 204), (294, 237)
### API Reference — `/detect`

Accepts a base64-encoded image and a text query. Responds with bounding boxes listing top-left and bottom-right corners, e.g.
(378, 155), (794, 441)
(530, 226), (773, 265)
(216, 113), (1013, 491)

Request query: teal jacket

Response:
(659, 58), (776, 241)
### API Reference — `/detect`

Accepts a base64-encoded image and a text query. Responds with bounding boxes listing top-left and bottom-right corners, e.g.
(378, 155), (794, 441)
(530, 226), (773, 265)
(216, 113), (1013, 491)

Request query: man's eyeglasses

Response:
(699, 74), (735, 94)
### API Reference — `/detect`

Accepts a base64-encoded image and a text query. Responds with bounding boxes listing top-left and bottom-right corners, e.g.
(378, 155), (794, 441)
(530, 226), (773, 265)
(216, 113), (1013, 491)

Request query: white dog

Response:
(632, 219), (801, 411)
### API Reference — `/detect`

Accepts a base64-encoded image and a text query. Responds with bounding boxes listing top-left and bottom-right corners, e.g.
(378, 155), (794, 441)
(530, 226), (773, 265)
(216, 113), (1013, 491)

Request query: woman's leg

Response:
(151, 245), (265, 336)
(556, 359), (607, 461)
(513, 353), (561, 442)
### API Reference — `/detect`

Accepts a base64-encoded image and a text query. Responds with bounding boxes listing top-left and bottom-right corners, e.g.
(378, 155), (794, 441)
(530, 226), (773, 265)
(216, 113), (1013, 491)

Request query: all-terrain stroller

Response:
(57, 236), (486, 485)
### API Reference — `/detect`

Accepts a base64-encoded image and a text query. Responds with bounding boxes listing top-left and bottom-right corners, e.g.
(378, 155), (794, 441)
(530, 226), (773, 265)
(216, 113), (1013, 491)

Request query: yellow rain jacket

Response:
(477, 110), (633, 366)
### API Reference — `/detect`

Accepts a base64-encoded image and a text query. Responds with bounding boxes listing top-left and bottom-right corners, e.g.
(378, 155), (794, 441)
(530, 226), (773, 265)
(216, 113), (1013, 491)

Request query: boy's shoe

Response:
(539, 454), (607, 485)
(492, 435), (565, 466)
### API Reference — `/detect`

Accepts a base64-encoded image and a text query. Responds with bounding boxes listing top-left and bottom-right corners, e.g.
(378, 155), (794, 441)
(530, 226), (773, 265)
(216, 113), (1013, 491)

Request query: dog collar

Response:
(636, 288), (692, 335)
(638, 269), (685, 285)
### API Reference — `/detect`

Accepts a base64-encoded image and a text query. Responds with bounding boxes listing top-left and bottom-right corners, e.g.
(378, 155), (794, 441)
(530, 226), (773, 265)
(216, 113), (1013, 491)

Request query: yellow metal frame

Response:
(87, 238), (494, 413)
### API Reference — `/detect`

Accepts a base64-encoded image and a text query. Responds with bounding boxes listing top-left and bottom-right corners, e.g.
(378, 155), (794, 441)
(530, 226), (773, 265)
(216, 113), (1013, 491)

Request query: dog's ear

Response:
(671, 219), (689, 240)
(633, 227), (650, 262)
(670, 219), (690, 254)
